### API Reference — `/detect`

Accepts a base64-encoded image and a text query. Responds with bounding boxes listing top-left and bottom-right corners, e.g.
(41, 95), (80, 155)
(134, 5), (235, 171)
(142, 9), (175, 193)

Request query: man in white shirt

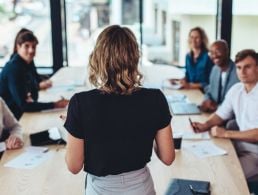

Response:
(193, 49), (258, 181)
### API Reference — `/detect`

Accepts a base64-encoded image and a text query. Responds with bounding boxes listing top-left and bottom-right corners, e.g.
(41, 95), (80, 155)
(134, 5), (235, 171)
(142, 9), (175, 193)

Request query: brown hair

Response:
(235, 49), (258, 65)
(89, 25), (142, 95)
(13, 28), (38, 54)
(188, 27), (209, 51)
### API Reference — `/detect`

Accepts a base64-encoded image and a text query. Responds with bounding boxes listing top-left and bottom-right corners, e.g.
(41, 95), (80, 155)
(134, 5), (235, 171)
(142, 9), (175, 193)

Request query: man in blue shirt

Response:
(199, 40), (239, 112)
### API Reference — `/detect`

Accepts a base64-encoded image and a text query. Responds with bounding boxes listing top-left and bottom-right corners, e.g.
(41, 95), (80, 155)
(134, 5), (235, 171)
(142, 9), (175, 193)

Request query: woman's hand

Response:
(6, 135), (24, 149)
(39, 80), (52, 90)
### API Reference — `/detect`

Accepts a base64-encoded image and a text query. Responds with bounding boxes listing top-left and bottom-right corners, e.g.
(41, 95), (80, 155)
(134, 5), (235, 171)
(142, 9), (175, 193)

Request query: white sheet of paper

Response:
(165, 94), (186, 103)
(4, 146), (53, 169)
(184, 141), (227, 158)
(48, 127), (62, 140)
(0, 142), (6, 152)
(47, 85), (76, 93)
(183, 132), (210, 140)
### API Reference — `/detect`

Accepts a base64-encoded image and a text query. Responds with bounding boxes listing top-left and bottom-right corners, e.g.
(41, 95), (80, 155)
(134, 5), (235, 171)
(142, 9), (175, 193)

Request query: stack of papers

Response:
(4, 146), (53, 169)
(184, 141), (227, 158)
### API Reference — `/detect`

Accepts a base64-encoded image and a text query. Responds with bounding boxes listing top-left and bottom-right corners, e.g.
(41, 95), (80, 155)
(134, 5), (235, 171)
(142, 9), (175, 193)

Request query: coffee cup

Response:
(173, 131), (183, 150)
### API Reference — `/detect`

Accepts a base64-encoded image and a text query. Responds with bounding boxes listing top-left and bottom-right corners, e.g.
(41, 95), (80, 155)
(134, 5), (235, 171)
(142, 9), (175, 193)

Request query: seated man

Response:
(200, 40), (239, 112)
(193, 49), (258, 181)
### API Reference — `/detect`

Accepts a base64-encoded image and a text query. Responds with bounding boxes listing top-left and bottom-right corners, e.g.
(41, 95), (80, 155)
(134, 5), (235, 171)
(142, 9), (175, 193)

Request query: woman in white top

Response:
(0, 97), (23, 149)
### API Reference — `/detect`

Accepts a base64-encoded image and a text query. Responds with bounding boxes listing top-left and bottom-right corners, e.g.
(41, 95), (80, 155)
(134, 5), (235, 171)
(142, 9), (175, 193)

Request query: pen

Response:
(189, 184), (210, 195)
(189, 117), (197, 132)
(189, 185), (196, 195)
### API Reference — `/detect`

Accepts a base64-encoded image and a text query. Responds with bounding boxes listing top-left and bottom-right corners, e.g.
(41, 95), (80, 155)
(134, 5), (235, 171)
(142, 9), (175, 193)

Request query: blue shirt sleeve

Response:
(185, 54), (191, 82)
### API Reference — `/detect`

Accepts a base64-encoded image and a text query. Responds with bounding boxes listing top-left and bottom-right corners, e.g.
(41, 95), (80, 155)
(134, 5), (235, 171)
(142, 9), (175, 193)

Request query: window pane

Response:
(231, 0), (258, 59)
(0, 0), (52, 68)
(65, 0), (140, 67)
(144, 0), (217, 66)
(66, 0), (217, 67)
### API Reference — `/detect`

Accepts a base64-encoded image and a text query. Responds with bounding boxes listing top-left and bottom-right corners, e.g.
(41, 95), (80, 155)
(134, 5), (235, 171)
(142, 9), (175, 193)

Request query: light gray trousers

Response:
(85, 166), (156, 195)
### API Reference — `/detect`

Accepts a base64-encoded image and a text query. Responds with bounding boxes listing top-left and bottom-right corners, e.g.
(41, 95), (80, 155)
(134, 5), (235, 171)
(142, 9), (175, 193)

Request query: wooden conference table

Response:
(0, 66), (250, 195)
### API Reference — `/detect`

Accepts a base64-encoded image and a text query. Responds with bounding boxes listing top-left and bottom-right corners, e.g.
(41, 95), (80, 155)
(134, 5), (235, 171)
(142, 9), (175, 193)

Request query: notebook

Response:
(170, 102), (201, 115)
(165, 178), (210, 195)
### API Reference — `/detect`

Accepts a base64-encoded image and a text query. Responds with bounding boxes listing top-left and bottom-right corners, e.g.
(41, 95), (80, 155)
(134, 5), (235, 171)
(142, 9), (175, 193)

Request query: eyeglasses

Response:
(208, 50), (223, 56)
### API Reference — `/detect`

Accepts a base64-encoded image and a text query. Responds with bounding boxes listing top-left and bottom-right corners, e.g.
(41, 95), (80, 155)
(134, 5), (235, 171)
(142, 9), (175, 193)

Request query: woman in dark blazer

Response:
(0, 29), (68, 119)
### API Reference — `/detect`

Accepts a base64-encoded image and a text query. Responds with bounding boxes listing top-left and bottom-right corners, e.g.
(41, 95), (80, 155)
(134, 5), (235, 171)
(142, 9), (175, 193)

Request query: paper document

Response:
(170, 102), (201, 115)
(0, 142), (6, 152)
(184, 141), (227, 158)
(4, 146), (53, 169)
(47, 84), (76, 93)
(165, 94), (186, 103)
(183, 131), (210, 140)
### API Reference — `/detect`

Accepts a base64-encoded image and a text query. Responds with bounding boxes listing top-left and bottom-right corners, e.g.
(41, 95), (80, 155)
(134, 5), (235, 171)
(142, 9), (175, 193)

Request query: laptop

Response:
(170, 102), (201, 115)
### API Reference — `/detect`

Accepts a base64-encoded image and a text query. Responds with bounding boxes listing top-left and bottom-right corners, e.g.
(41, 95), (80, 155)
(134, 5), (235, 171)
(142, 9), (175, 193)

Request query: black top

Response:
(64, 88), (172, 176)
(0, 54), (54, 120)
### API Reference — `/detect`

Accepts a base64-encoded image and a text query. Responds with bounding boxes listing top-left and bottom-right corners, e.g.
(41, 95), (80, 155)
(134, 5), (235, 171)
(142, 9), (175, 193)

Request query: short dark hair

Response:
(235, 49), (258, 65)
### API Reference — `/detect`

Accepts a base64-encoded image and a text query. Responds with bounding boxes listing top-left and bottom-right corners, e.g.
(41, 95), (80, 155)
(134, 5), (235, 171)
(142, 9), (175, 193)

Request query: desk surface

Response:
(0, 66), (250, 195)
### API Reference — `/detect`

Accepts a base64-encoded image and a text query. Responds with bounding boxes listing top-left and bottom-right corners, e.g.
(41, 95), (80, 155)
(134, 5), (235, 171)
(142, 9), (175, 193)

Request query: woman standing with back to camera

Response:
(64, 25), (175, 195)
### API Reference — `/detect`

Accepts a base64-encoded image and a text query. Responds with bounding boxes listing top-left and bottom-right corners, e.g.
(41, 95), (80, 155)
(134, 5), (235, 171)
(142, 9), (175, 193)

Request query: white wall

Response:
(178, 15), (216, 65)
(141, 1), (258, 67)
(148, 14), (216, 65)
(231, 16), (258, 58)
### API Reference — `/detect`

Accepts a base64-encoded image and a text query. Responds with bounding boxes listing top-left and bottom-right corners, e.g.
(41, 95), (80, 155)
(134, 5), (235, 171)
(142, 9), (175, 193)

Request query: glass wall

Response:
(65, 0), (141, 67)
(143, 0), (217, 66)
(231, 0), (258, 59)
(65, 0), (218, 67)
(0, 0), (52, 68)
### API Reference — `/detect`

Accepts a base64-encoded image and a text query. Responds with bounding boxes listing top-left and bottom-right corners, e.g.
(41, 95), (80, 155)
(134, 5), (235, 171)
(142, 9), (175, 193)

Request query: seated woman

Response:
(171, 27), (213, 90)
(64, 25), (175, 195)
(0, 29), (68, 120)
(0, 97), (23, 150)
(12, 28), (53, 90)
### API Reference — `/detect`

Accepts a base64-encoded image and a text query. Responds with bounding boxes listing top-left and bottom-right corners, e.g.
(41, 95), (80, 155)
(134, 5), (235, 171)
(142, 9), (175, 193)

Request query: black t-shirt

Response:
(64, 88), (171, 176)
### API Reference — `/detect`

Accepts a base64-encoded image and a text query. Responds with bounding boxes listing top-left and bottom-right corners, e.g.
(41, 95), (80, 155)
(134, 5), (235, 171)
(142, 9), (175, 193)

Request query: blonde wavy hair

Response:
(89, 25), (142, 95)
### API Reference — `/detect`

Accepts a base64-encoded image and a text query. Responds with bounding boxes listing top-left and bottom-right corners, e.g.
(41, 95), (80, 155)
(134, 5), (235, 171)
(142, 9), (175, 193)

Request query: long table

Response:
(0, 66), (250, 195)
